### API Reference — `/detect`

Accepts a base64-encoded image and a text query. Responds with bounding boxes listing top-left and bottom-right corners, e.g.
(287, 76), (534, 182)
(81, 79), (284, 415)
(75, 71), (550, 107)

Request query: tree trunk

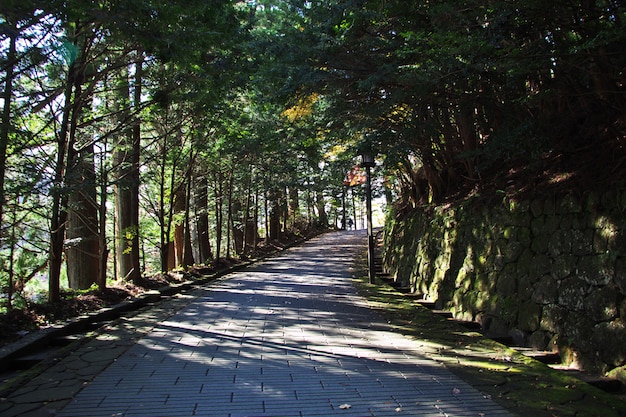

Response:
(241, 184), (249, 255)
(65, 145), (100, 290)
(226, 169), (234, 258)
(173, 186), (185, 267)
(0, 28), (16, 241)
(115, 53), (142, 283)
(232, 199), (244, 255)
(242, 177), (255, 255)
(158, 104), (175, 272)
(288, 187), (299, 228)
(282, 185), (288, 233)
(252, 187), (259, 249)
(173, 160), (194, 269)
(213, 171), (223, 261)
(315, 190), (328, 227)
(264, 188), (269, 241)
(268, 187), (282, 241)
(98, 138), (108, 291)
(49, 49), (81, 302)
(195, 175), (213, 263)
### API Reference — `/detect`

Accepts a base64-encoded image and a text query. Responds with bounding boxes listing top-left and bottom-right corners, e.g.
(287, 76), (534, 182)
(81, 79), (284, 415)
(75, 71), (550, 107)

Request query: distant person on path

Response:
(347, 218), (353, 230)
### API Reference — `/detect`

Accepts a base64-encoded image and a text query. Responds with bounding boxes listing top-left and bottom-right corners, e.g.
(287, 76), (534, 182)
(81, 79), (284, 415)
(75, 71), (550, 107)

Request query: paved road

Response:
(27, 231), (514, 416)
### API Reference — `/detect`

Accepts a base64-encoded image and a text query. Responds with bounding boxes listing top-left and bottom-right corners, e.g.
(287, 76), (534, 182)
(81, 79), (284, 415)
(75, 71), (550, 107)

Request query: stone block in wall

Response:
(531, 230), (549, 254)
(532, 274), (559, 305)
(496, 263), (517, 296)
(607, 365), (626, 385)
(468, 291), (498, 312)
(593, 215), (619, 250)
(576, 254), (614, 286)
(481, 314), (510, 337)
(571, 229), (593, 256)
(517, 273), (535, 300)
(509, 328), (527, 346)
(455, 267), (473, 292)
(540, 304), (565, 333)
(531, 215), (560, 237)
(557, 193), (583, 214)
(583, 286), (619, 322)
(563, 311), (595, 355)
(548, 229), (573, 256)
(601, 189), (619, 209)
(493, 253), (505, 272)
(560, 213), (573, 230)
(517, 301), (542, 332)
(517, 226), (532, 247)
(473, 271), (495, 294)
(551, 254), (576, 280)
(502, 239), (524, 261)
(585, 191), (600, 212)
(529, 330), (552, 350)
(516, 248), (533, 276)
(593, 228), (610, 253)
(528, 253), (552, 278)
(462, 245), (475, 271)
(593, 319), (626, 367)
(530, 198), (544, 217)
(543, 195), (556, 215)
(558, 277), (589, 311)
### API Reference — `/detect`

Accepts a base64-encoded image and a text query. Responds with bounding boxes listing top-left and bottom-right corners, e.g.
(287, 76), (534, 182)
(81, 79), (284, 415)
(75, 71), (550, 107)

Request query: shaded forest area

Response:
(1, 1), (625, 339)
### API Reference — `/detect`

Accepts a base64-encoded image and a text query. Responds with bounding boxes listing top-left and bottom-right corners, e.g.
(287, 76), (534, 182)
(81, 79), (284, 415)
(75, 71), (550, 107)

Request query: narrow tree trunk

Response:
(195, 175), (213, 263)
(172, 161), (193, 269)
(176, 155), (194, 269)
(98, 138), (108, 291)
(226, 168), (234, 259)
(242, 174), (253, 255)
(268, 187), (282, 241)
(49, 55), (79, 302)
(114, 62), (137, 281)
(231, 199), (244, 255)
(282, 185), (288, 233)
(173, 185), (185, 267)
(0, 28), (16, 239)
(351, 187), (357, 230)
(115, 52), (142, 283)
(264, 188), (269, 242)
(159, 145), (168, 271)
(7, 205), (17, 310)
(288, 187), (299, 227)
(213, 171), (223, 261)
(315, 190), (328, 227)
(158, 105), (174, 272)
(252, 188), (259, 249)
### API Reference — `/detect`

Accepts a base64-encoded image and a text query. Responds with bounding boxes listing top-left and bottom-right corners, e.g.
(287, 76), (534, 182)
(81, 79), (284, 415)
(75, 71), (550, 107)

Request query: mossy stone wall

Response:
(383, 190), (626, 373)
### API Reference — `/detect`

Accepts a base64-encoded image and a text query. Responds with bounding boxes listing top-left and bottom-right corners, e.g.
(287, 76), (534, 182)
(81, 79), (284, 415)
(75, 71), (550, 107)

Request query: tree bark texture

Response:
(65, 146), (100, 290)
(195, 175), (213, 263)
(114, 53), (142, 283)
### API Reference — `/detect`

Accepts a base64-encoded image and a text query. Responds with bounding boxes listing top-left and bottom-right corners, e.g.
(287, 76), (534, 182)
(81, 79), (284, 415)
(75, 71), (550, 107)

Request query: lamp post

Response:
(360, 152), (376, 284)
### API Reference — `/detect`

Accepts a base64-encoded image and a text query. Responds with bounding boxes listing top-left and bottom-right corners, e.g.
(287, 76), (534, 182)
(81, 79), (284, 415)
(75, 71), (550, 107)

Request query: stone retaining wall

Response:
(383, 190), (626, 375)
